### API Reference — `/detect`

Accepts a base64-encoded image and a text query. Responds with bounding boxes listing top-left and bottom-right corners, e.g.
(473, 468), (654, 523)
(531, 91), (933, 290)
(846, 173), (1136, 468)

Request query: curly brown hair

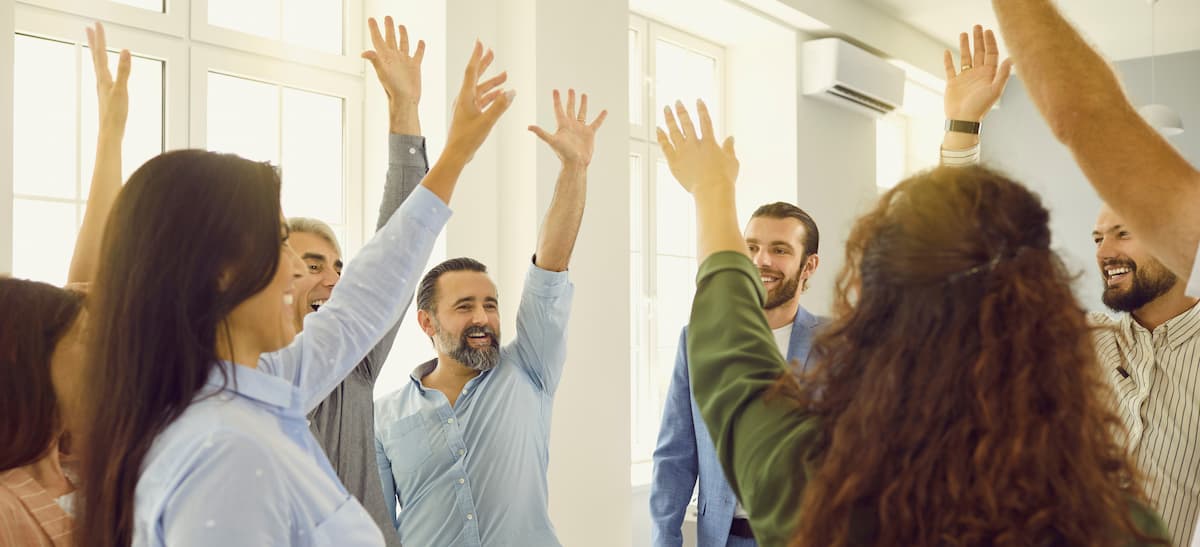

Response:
(778, 166), (1164, 546)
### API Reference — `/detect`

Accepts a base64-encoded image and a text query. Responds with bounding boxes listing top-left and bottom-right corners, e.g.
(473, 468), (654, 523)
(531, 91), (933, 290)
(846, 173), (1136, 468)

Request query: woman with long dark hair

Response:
(0, 279), (85, 546)
(73, 37), (514, 546)
(656, 100), (1169, 546)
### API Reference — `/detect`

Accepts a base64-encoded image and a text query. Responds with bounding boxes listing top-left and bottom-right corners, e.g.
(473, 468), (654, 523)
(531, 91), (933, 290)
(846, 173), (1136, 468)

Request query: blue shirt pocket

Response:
(382, 413), (433, 474)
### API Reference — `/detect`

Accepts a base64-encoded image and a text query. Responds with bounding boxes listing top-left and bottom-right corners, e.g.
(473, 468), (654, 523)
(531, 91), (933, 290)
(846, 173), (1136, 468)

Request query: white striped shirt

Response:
(1092, 303), (1200, 546)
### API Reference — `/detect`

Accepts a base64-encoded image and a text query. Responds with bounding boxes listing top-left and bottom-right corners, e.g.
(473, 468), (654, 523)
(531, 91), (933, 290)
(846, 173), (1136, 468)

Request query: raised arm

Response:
(991, 0), (1200, 280)
(527, 89), (607, 272)
(657, 101), (816, 544)
(262, 40), (514, 410)
(68, 23), (130, 285)
(940, 25), (1012, 165)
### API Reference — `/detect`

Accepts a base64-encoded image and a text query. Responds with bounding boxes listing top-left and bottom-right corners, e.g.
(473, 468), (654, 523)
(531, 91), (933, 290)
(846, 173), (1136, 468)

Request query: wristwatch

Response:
(945, 119), (981, 135)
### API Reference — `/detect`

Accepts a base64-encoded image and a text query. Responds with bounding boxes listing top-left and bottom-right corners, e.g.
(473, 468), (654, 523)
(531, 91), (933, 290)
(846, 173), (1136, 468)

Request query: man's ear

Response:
(417, 308), (436, 338)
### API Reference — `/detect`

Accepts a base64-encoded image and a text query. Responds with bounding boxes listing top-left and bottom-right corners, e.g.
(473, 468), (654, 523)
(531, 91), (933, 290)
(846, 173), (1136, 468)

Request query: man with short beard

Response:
(650, 202), (824, 547)
(373, 89), (607, 546)
(1091, 204), (1200, 545)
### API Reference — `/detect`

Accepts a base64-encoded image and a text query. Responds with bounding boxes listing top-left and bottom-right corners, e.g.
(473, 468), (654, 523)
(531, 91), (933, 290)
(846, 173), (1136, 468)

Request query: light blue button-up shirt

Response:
(375, 264), (573, 547)
(131, 185), (451, 547)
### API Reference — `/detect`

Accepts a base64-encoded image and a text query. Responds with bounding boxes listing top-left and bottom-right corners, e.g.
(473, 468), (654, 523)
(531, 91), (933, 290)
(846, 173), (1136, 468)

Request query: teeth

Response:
(1106, 267), (1131, 278)
(283, 294), (294, 306)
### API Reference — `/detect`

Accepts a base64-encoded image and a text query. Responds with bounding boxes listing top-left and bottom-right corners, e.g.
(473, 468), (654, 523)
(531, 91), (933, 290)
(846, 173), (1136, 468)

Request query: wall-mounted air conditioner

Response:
(802, 38), (905, 118)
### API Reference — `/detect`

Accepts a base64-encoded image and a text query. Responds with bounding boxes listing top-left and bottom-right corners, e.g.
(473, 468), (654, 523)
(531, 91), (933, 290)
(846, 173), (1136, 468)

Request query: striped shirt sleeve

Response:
(940, 144), (980, 167)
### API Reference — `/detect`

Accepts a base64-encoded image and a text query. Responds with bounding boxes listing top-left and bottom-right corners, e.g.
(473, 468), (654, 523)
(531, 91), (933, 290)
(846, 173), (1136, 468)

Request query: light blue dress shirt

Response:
(131, 185), (451, 547)
(375, 264), (573, 547)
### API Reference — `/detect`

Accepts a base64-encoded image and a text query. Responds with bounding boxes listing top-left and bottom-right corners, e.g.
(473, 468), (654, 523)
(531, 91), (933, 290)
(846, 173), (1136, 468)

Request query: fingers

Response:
(553, 89), (566, 126)
(459, 41), (484, 99)
(413, 40), (426, 64)
(478, 49), (495, 81)
(983, 29), (1000, 67)
(398, 24), (410, 55)
(477, 89), (502, 111)
(384, 16), (398, 50)
(87, 24), (112, 84)
(656, 127), (676, 162)
(674, 101), (697, 141)
(566, 89), (577, 121)
(696, 99), (714, 140)
(722, 136), (736, 158)
(972, 25), (985, 68)
(578, 93), (588, 122)
(480, 89), (516, 125)
(367, 17), (385, 52)
(115, 50), (132, 88)
(958, 32), (971, 70)
(589, 110), (608, 132)
(992, 58), (1014, 91)
(527, 125), (553, 143)
(476, 72), (508, 98)
(943, 49), (957, 79)
(663, 106), (684, 145)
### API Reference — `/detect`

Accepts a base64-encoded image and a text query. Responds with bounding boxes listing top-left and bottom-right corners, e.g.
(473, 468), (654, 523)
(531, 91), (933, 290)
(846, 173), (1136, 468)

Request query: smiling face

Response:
(223, 219), (305, 356)
(745, 216), (817, 310)
(419, 270), (502, 372)
(288, 230), (342, 331)
(1093, 206), (1178, 313)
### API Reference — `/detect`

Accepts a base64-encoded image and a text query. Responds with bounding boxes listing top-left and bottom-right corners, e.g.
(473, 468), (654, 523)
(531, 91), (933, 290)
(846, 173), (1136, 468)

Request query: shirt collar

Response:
(204, 361), (294, 410)
(1119, 300), (1200, 351)
(409, 358), (439, 394)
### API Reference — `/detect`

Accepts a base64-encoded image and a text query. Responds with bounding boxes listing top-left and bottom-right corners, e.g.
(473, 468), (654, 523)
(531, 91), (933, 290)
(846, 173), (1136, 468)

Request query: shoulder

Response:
(374, 385), (421, 425)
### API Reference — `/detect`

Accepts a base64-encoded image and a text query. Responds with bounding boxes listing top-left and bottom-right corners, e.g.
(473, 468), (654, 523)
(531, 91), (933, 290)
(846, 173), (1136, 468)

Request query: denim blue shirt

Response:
(374, 264), (573, 547)
(131, 185), (451, 547)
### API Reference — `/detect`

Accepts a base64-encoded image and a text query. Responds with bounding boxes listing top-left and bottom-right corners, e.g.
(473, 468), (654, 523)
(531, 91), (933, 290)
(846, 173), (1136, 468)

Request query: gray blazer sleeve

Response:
(362, 134), (430, 381)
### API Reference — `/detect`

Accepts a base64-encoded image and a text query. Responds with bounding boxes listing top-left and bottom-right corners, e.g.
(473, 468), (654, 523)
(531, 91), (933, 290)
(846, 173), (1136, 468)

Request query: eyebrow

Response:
(1091, 224), (1125, 237)
(452, 296), (500, 306)
(746, 238), (795, 249)
(301, 252), (326, 262)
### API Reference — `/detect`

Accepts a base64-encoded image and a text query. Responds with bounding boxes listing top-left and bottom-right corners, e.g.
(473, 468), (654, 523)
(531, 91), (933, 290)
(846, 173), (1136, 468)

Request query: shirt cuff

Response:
(696, 251), (765, 306)
(524, 261), (572, 298)
(940, 144), (980, 167)
(389, 134), (428, 169)
(1187, 242), (1200, 298)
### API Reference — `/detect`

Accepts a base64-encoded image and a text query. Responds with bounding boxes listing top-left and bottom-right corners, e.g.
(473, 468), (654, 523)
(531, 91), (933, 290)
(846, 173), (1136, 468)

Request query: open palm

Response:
(528, 89), (607, 166)
(943, 25), (1013, 122)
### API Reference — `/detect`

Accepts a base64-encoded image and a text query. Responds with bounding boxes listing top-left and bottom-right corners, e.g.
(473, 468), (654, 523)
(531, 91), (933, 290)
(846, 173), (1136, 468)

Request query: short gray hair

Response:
(286, 217), (342, 256)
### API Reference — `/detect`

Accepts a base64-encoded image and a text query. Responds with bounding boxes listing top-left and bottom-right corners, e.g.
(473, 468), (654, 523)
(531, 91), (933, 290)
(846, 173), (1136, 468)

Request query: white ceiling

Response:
(859, 0), (1200, 61)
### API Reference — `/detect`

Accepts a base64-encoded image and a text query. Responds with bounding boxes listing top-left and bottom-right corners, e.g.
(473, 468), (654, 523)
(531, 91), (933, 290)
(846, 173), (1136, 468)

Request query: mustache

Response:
(1101, 257), (1137, 270)
(462, 325), (497, 338)
(759, 267), (785, 278)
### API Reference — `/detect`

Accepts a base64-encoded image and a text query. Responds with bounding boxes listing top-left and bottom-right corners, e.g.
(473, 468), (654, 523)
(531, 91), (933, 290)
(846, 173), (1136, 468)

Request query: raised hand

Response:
(943, 25), (1013, 122)
(363, 16), (425, 134)
(86, 22), (131, 137)
(656, 99), (738, 195)
(444, 41), (514, 162)
(528, 89), (607, 167)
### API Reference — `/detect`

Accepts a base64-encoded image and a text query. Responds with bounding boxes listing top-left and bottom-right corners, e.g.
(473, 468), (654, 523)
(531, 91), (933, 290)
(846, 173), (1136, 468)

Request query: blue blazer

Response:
(649, 306), (823, 547)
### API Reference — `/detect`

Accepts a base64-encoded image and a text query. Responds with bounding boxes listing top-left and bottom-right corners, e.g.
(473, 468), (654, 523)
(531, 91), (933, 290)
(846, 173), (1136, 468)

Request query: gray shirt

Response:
(308, 134), (428, 547)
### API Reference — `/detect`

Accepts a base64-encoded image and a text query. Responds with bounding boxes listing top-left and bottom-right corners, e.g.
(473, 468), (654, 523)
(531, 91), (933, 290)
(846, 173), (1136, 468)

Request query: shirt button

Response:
(458, 449), (466, 456)
(466, 514), (474, 520)
(408, 147), (417, 154)
(458, 478), (465, 484)
(447, 418), (455, 424)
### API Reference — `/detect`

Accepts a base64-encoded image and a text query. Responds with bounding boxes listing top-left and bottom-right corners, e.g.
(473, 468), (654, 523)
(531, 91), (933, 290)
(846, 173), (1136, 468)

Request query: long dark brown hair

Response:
(0, 278), (83, 471)
(75, 150), (283, 547)
(780, 166), (1163, 546)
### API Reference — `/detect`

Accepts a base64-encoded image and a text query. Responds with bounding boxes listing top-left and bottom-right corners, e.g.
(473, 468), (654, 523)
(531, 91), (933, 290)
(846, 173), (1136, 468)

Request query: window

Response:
(11, 31), (165, 285)
(629, 14), (725, 484)
(6, 0), (363, 281)
(875, 77), (945, 190)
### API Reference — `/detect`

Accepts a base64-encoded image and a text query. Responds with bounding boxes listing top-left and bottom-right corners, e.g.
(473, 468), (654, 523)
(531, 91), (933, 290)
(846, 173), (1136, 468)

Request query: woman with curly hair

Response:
(655, 99), (1169, 546)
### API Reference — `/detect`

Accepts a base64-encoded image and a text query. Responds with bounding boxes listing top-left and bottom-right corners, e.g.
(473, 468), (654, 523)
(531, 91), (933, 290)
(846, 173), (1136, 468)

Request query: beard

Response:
(1101, 257), (1178, 313)
(763, 266), (802, 310)
(436, 323), (500, 372)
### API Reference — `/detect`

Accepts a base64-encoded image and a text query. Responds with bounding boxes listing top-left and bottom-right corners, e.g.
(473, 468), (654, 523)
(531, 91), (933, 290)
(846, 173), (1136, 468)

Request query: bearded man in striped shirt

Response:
(1091, 204), (1200, 546)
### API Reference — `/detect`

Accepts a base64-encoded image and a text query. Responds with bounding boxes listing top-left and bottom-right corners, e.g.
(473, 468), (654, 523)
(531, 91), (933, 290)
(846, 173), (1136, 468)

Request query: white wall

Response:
(1, 0), (14, 275)
(982, 49), (1200, 312)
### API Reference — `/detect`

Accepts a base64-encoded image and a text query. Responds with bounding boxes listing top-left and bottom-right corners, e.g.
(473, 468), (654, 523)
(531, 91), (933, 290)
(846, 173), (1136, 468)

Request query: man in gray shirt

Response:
(287, 17), (460, 546)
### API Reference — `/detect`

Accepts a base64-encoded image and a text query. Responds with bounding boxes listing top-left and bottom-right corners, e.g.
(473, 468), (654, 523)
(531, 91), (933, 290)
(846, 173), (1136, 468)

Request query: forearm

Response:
(534, 162), (587, 272)
(692, 183), (746, 262)
(992, 0), (1125, 141)
(379, 134), (428, 230)
(68, 127), (123, 284)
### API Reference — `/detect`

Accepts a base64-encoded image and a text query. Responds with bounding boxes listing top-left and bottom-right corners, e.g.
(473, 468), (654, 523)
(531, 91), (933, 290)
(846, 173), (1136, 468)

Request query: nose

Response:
(321, 268), (339, 287)
(470, 307), (488, 325)
(752, 247), (771, 269)
(1096, 237), (1120, 261)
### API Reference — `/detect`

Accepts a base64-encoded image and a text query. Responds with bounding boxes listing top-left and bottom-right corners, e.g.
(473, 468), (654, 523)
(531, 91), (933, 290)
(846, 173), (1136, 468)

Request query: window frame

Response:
(628, 12), (727, 484)
(189, 44), (365, 253)
(190, 0), (363, 75)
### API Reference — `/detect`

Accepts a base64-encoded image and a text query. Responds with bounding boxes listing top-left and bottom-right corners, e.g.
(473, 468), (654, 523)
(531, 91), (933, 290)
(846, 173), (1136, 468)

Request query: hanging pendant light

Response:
(1137, 0), (1184, 136)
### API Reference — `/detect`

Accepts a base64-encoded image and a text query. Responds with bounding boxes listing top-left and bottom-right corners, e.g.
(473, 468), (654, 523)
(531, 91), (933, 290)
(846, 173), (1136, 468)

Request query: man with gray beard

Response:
(373, 88), (607, 546)
(1090, 204), (1200, 545)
